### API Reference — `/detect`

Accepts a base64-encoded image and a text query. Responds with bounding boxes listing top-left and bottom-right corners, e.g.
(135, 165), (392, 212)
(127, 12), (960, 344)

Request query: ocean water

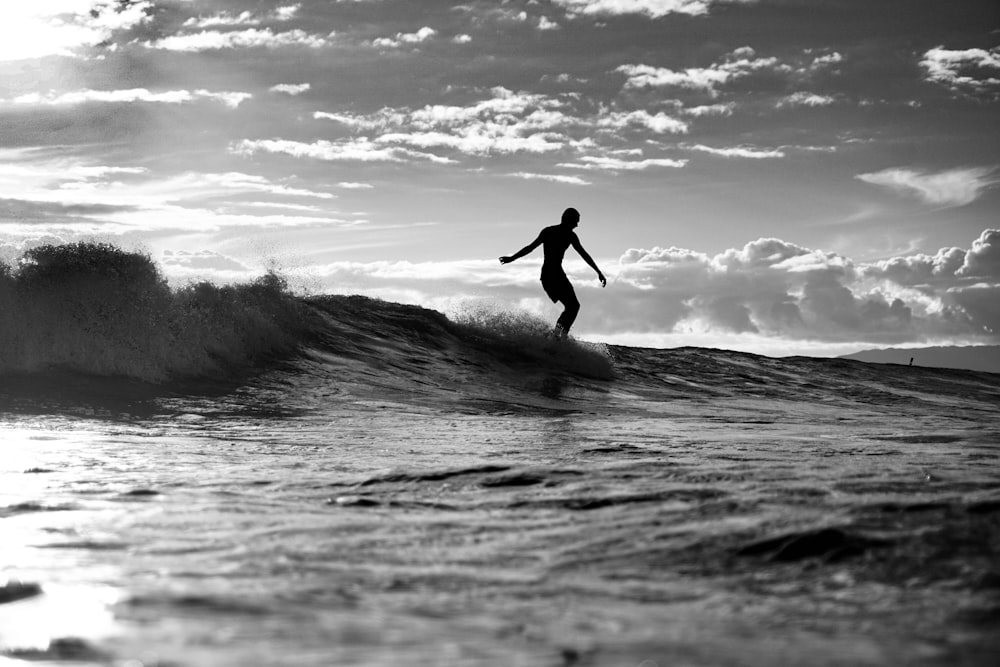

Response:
(2, 252), (999, 666)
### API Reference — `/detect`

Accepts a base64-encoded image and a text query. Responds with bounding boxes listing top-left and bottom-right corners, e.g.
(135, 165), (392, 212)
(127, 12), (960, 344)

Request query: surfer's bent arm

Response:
(499, 234), (543, 264)
(572, 238), (607, 287)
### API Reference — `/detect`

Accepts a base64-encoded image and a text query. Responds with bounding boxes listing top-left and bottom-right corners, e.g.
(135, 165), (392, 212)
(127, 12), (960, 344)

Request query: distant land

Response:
(839, 345), (1000, 374)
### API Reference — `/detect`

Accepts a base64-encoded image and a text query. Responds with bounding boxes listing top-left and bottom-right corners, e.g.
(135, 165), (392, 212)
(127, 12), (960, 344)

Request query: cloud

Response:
(560, 155), (688, 171)
(595, 230), (1000, 343)
(777, 92), (836, 108)
(537, 17), (561, 31)
(182, 5), (300, 28)
(809, 52), (844, 68)
(0, 1), (154, 61)
(9, 88), (252, 109)
(861, 246), (967, 287)
(920, 46), (1000, 94)
(144, 28), (328, 51)
(617, 47), (782, 95)
(507, 173), (591, 185)
(309, 88), (689, 164)
(597, 110), (688, 134)
(552, 0), (749, 19)
(232, 138), (456, 163)
(371, 26), (438, 48)
(160, 249), (252, 273)
(682, 103), (734, 116)
(0, 150), (344, 233)
(617, 63), (734, 92)
(269, 83), (311, 96)
(859, 229), (1000, 338)
(377, 129), (568, 155)
(313, 88), (579, 157)
(686, 144), (785, 159)
(959, 229), (1000, 279)
(856, 166), (998, 207)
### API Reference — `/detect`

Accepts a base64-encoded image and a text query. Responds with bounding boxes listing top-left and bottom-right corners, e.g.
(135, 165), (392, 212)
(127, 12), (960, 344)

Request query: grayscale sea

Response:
(2, 293), (999, 666)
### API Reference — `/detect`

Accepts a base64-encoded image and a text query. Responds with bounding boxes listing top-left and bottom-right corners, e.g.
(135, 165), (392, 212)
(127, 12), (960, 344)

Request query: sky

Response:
(1, 0), (999, 356)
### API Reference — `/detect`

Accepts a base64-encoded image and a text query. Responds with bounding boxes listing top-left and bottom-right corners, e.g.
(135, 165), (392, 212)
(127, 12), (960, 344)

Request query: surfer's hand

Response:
(598, 273), (607, 287)
(499, 256), (513, 264)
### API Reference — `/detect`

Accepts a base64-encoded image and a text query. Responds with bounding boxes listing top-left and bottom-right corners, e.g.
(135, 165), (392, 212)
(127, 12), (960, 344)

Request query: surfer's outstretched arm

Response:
(499, 234), (542, 264)
(571, 238), (607, 287)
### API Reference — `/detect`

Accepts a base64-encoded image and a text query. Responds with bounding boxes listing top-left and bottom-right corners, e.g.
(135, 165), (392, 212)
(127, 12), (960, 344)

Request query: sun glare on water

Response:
(0, 425), (124, 654)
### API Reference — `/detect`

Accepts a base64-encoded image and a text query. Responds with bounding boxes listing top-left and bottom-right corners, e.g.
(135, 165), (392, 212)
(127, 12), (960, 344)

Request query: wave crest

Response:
(452, 301), (615, 380)
(0, 243), (310, 382)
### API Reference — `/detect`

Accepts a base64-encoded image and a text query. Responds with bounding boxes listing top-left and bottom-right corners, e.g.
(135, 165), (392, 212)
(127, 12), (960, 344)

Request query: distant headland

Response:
(840, 345), (1000, 374)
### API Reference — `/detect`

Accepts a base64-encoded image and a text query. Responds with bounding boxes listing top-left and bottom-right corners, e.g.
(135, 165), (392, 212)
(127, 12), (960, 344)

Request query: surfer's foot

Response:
(552, 324), (568, 340)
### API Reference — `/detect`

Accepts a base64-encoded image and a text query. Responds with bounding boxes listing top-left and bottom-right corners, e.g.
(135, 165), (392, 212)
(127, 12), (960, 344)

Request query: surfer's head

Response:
(561, 207), (580, 228)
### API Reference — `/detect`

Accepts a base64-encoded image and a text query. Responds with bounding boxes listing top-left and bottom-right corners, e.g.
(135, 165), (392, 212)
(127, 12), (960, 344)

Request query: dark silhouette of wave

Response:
(3, 243), (999, 415)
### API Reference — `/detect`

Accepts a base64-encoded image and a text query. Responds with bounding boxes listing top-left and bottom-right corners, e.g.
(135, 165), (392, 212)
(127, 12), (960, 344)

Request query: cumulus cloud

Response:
(920, 46), (1000, 94)
(618, 63), (734, 92)
(311, 230), (1000, 346)
(809, 51), (843, 68)
(858, 229), (1000, 337)
(144, 28), (328, 51)
(683, 103), (734, 116)
(553, 0), (749, 19)
(269, 83), (311, 95)
(856, 166), (998, 207)
(617, 47), (782, 95)
(960, 229), (1000, 279)
(307, 88), (690, 164)
(777, 92), (836, 107)
(596, 230), (1000, 343)
(376, 128), (568, 155)
(183, 5), (300, 28)
(597, 110), (688, 134)
(371, 26), (437, 49)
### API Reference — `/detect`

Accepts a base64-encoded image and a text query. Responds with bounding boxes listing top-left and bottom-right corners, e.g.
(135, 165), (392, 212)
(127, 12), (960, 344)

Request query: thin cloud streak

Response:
(857, 167), (998, 208)
(686, 144), (785, 159)
(9, 88), (252, 109)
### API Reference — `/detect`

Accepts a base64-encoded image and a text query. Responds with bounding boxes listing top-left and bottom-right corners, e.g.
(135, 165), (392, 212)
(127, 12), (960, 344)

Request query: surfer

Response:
(499, 207), (606, 339)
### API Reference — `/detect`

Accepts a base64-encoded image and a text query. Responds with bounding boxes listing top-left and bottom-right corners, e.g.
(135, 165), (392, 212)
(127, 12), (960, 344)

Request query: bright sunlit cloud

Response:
(0, 1), (152, 61)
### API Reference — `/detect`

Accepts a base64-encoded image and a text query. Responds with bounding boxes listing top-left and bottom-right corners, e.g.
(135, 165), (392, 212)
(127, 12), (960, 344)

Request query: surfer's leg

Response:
(555, 288), (580, 335)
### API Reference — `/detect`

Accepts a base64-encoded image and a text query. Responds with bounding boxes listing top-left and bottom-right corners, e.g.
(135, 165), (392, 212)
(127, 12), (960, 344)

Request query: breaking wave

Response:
(2, 243), (997, 416)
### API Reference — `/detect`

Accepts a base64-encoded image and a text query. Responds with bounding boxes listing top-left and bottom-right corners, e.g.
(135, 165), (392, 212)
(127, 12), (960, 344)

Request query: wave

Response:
(2, 243), (998, 414)
(1, 243), (311, 382)
(0, 243), (613, 390)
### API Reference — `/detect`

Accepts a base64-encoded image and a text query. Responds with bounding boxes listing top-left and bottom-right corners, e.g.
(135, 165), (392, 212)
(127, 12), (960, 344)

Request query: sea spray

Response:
(451, 300), (615, 380)
(0, 243), (311, 382)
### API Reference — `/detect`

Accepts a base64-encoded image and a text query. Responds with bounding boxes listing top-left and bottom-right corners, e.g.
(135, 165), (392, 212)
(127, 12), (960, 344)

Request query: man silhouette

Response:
(499, 207), (606, 339)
